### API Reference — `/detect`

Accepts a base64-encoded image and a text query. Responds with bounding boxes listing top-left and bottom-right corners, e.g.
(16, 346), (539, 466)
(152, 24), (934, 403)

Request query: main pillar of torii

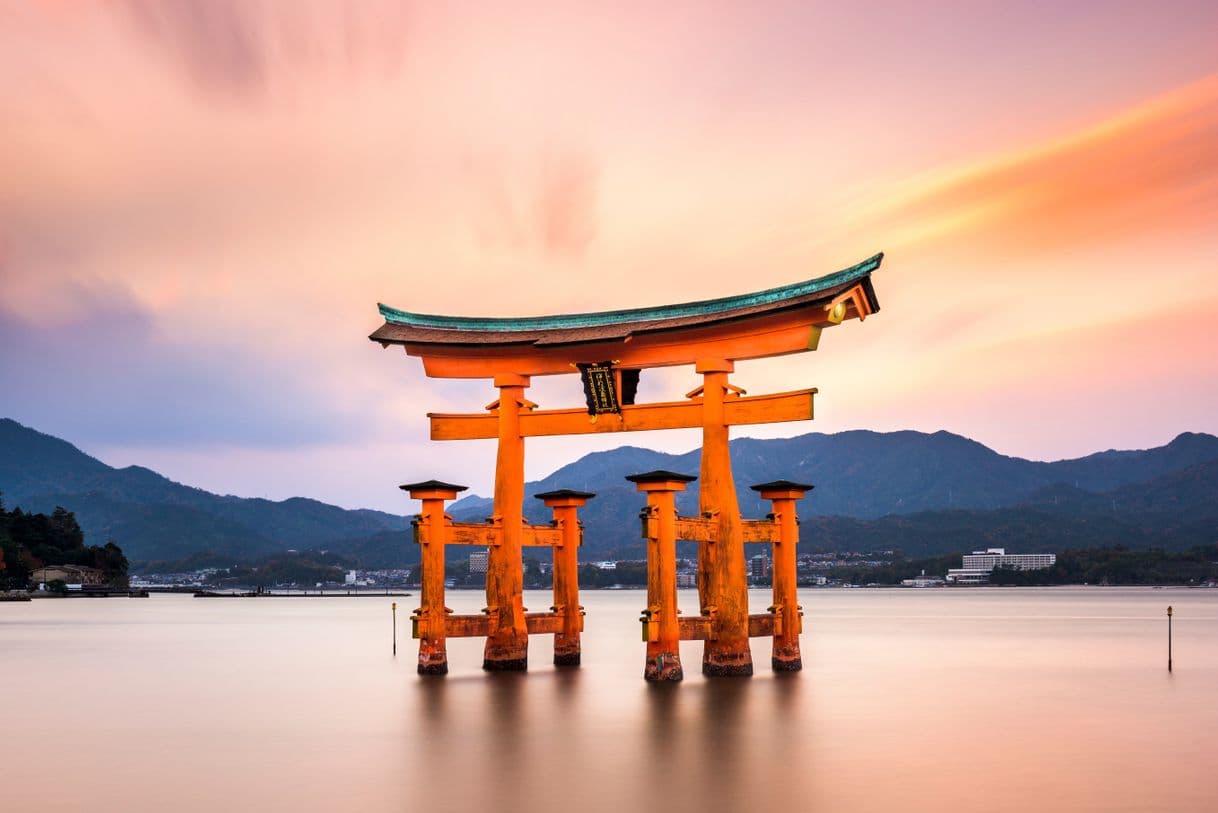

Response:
(370, 253), (883, 673)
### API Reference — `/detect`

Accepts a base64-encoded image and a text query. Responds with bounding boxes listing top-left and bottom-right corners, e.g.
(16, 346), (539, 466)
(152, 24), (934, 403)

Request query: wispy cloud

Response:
(856, 75), (1218, 255)
(464, 148), (599, 261)
(119, 0), (411, 99)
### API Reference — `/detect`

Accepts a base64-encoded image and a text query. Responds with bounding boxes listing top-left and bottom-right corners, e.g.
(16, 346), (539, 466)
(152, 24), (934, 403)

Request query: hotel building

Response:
(946, 548), (1056, 584)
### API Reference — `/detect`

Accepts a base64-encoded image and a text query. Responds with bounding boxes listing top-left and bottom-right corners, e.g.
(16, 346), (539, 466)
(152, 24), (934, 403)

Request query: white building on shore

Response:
(946, 548), (1056, 584)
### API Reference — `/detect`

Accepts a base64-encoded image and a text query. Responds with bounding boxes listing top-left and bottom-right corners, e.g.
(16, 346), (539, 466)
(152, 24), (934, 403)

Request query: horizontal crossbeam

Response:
(523, 611), (566, 635)
(742, 520), (780, 544)
(414, 611), (571, 639)
(674, 516), (715, 542)
(747, 612), (777, 638)
(674, 612), (782, 640)
(429, 388), (816, 441)
(417, 521), (563, 547)
(678, 615), (714, 640)
(672, 516), (778, 543)
(442, 613), (491, 637)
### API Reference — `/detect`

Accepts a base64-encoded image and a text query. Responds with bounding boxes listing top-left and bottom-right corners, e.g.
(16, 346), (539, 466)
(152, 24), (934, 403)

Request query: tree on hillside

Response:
(0, 502), (128, 588)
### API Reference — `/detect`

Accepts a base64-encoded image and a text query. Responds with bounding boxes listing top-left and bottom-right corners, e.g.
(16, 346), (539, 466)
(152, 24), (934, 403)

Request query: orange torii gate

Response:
(371, 252), (883, 679)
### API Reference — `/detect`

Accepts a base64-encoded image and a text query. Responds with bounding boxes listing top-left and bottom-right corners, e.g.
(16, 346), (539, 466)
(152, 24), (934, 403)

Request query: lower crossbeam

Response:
(676, 613), (780, 640)
(677, 616), (713, 640)
(421, 611), (569, 639)
(747, 613), (777, 637)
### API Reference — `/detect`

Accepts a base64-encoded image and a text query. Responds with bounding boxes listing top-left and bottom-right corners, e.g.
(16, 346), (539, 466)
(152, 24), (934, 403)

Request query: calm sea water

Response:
(3, 588), (1216, 812)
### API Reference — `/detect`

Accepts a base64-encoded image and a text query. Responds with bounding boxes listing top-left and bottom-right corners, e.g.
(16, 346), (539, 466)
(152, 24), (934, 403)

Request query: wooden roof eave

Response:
(409, 297), (871, 378)
(369, 254), (883, 379)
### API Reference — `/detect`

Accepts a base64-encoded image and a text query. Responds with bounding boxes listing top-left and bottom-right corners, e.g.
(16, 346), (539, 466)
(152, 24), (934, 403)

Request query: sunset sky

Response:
(2, 1), (1216, 512)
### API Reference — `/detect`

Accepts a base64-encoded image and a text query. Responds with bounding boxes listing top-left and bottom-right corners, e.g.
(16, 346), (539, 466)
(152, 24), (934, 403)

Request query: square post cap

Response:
(626, 470), (697, 492)
(534, 488), (596, 508)
(400, 479), (468, 500)
(750, 480), (814, 500)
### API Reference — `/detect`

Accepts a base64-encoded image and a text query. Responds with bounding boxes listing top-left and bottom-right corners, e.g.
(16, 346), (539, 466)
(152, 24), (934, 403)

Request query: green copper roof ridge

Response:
(378, 252), (882, 332)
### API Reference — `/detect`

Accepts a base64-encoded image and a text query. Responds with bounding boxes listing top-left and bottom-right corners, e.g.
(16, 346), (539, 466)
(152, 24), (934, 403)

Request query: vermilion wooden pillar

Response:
(628, 470), (695, 682)
(484, 373), (531, 671)
(401, 479), (467, 676)
(696, 359), (753, 677)
(535, 489), (594, 666)
(752, 480), (812, 672)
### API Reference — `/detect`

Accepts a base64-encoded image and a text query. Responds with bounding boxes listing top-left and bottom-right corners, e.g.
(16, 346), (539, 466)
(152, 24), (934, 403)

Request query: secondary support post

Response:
(484, 373), (532, 671)
(628, 470), (696, 682)
(535, 489), (595, 666)
(752, 480), (813, 672)
(696, 358), (753, 676)
(401, 479), (468, 675)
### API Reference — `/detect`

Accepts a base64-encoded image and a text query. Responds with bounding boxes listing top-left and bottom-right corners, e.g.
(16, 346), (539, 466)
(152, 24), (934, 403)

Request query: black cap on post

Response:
(624, 470), (698, 484)
(749, 480), (814, 493)
(533, 489), (597, 501)
(399, 479), (469, 493)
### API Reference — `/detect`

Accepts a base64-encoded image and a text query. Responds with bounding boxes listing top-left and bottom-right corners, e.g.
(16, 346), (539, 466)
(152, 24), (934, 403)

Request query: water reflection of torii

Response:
(370, 252), (883, 680)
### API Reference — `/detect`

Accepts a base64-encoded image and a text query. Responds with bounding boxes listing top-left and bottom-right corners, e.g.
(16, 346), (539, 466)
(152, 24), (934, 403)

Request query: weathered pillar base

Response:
(483, 637), (529, 671)
(644, 650), (683, 682)
(771, 643), (803, 673)
(554, 635), (581, 667)
(417, 646), (448, 676)
(482, 658), (528, 672)
(703, 647), (754, 677)
(772, 656), (802, 672)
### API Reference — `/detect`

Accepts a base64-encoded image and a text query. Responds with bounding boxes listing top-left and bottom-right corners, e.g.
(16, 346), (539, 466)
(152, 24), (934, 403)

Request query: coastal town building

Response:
(468, 550), (489, 574)
(946, 548), (1056, 584)
(749, 553), (771, 582)
(30, 565), (105, 587)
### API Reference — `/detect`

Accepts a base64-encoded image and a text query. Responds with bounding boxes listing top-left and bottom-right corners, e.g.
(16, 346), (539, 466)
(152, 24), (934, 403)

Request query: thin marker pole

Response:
(392, 601), (398, 656)
(1167, 605), (1172, 673)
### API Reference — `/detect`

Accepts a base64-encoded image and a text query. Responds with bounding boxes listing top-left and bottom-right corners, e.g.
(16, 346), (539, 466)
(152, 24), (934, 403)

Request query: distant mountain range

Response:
(2, 417), (1216, 567)
(0, 418), (408, 564)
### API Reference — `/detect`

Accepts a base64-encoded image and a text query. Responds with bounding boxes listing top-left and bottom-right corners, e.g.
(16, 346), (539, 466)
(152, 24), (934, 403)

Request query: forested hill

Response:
(3, 417), (1216, 565)
(0, 418), (407, 562)
(449, 429), (1218, 555)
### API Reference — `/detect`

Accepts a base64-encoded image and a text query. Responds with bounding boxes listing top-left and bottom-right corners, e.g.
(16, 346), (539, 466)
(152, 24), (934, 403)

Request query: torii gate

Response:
(371, 252), (883, 679)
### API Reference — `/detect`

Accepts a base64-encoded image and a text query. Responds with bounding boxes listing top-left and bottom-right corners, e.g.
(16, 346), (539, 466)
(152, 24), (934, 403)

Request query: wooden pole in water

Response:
(392, 602), (397, 656)
(752, 480), (814, 672)
(628, 470), (695, 682)
(1167, 605), (1173, 673)
(484, 374), (531, 671)
(401, 480), (467, 676)
(696, 359), (752, 677)
(536, 489), (595, 667)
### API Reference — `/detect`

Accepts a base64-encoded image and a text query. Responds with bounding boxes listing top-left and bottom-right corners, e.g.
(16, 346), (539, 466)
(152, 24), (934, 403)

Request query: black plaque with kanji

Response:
(577, 362), (620, 415)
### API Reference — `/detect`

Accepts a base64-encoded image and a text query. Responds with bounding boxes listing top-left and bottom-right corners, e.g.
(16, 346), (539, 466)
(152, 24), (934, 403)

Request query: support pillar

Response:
(484, 373), (531, 671)
(627, 470), (696, 682)
(401, 479), (468, 676)
(752, 480), (813, 672)
(695, 359), (752, 676)
(535, 489), (595, 666)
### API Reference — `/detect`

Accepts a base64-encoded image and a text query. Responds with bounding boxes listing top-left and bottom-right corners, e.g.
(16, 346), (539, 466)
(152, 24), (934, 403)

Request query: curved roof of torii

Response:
(370, 252), (883, 349)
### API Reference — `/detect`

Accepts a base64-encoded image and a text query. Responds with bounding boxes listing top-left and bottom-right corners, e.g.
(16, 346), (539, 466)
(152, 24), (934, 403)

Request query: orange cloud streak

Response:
(856, 74), (1218, 255)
